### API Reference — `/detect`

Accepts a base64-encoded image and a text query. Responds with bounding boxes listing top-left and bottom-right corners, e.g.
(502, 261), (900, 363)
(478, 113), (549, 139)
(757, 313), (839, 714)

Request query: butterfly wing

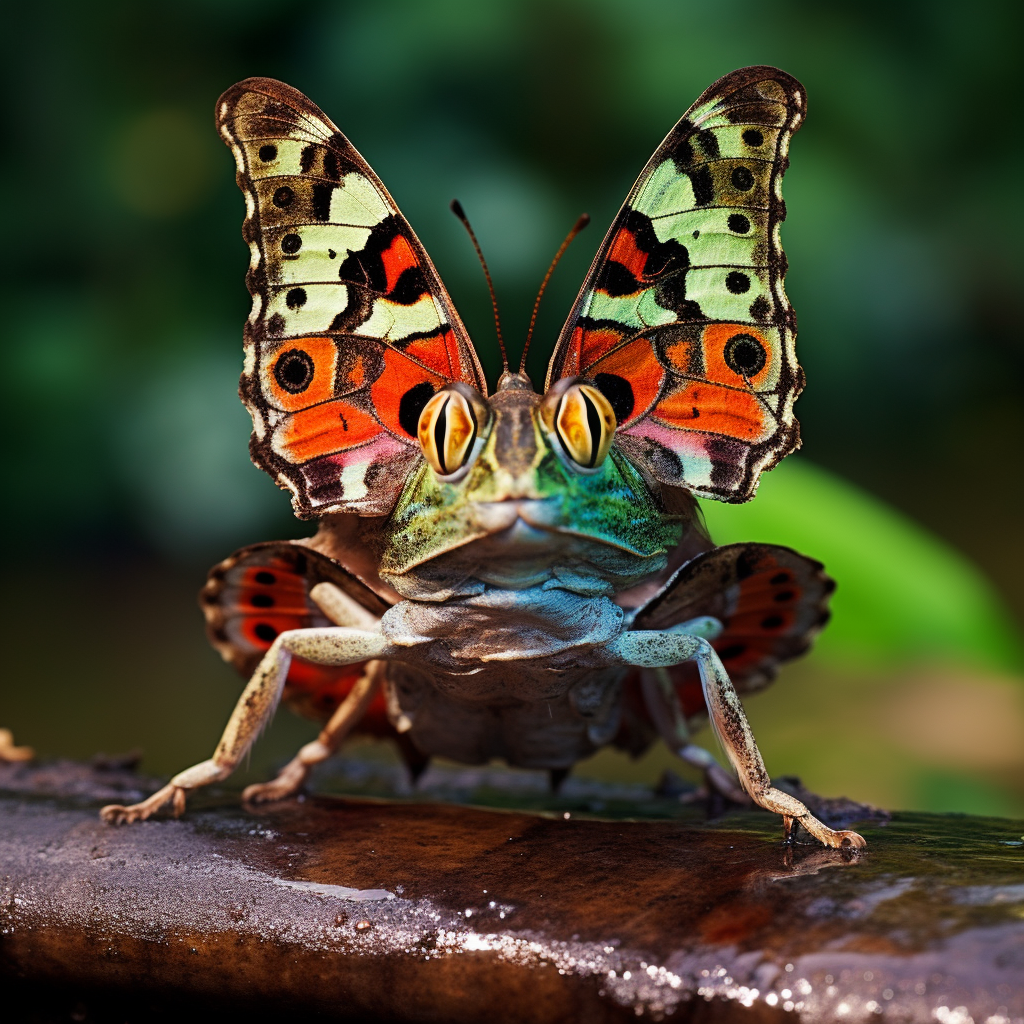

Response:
(547, 66), (806, 502)
(631, 542), (833, 721)
(200, 541), (393, 730)
(217, 78), (487, 517)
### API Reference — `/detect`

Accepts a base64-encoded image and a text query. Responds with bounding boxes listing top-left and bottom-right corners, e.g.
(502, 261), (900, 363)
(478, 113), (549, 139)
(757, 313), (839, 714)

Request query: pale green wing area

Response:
(701, 459), (1023, 674)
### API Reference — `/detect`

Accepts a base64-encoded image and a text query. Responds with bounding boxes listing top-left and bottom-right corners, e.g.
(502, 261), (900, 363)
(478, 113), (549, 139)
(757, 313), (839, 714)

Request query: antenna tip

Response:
(450, 198), (466, 220)
(575, 213), (591, 231)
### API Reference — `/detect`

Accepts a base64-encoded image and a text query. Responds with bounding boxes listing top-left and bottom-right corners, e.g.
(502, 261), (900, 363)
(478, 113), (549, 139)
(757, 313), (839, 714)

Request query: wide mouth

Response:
(386, 496), (658, 579)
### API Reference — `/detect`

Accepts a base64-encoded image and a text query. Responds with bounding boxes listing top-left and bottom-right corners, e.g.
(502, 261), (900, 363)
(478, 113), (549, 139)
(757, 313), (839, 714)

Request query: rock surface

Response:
(1, 760), (1023, 1023)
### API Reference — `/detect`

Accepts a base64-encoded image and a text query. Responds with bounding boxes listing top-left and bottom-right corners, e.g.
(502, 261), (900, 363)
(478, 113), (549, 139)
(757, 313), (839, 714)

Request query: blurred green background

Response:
(3, 0), (1022, 815)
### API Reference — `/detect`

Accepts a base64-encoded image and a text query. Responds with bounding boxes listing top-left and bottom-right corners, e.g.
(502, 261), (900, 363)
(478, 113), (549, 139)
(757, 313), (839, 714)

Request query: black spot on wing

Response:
(726, 271), (750, 294)
(688, 164), (714, 206)
(337, 215), (402, 294)
(389, 266), (428, 306)
(696, 129), (720, 159)
(311, 183), (334, 221)
(596, 261), (640, 297)
(731, 166), (755, 191)
(666, 118), (696, 168)
(300, 145), (317, 174)
(398, 381), (435, 437)
(594, 373), (634, 424)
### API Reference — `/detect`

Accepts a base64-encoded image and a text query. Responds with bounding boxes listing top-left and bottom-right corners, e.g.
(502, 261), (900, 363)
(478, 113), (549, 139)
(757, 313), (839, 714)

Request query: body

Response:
(100, 68), (867, 849)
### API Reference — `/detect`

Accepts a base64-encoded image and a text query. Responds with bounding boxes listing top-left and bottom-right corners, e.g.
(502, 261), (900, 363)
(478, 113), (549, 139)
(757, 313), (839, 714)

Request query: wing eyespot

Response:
(724, 333), (767, 377)
(731, 166), (755, 191)
(272, 186), (294, 208)
(274, 349), (315, 394)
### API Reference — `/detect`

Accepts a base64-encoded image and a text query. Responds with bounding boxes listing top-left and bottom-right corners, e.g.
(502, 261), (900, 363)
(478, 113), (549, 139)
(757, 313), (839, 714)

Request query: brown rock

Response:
(1, 760), (1022, 1023)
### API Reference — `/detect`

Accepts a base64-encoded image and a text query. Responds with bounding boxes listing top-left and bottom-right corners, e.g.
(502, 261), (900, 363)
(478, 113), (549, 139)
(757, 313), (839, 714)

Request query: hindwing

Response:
(632, 542), (833, 712)
(547, 66), (806, 502)
(217, 78), (487, 518)
(200, 541), (392, 728)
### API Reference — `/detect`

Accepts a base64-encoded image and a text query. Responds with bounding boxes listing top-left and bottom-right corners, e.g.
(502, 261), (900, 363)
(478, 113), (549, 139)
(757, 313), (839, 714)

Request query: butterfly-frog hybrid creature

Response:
(101, 67), (865, 849)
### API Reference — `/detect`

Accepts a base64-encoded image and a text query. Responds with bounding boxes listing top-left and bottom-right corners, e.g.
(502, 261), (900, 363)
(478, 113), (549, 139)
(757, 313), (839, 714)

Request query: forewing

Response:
(217, 78), (487, 517)
(631, 543), (833, 715)
(200, 541), (392, 729)
(547, 67), (806, 502)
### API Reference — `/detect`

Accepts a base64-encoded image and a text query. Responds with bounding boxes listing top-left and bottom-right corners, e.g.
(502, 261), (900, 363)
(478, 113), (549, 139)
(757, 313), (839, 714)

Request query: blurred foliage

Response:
(703, 459), (1023, 672)
(2, 0), (1022, 814)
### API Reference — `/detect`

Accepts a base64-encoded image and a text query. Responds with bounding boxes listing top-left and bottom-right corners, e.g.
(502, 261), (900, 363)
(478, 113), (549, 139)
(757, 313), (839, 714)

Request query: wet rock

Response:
(1, 761), (1022, 1023)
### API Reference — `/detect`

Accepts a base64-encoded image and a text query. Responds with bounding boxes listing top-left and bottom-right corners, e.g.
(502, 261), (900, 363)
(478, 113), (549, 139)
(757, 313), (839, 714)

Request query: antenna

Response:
(520, 213), (590, 374)
(450, 199), (508, 373)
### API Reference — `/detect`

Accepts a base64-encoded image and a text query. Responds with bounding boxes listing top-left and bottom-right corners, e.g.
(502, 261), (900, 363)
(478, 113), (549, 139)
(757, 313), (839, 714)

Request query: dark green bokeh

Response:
(2, 0), (1022, 812)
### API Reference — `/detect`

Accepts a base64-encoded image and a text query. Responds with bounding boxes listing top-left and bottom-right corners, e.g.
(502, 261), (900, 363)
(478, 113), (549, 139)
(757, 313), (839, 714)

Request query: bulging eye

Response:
(417, 384), (489, 478)
(543, 381), (616, 470)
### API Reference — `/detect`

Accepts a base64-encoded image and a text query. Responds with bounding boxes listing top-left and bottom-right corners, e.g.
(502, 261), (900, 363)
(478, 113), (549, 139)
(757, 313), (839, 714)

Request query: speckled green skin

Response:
(380, 381), (683, 602)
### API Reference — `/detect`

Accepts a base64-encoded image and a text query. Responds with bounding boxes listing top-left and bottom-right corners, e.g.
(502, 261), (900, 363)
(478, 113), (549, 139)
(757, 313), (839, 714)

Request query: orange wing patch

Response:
(217, 77), (487, 516)
(545, 67), (806, 503)
(263, 336), (339, 412)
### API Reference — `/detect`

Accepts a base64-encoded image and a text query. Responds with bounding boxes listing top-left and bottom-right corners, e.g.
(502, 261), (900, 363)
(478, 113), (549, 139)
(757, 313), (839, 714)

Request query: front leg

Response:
(100, 627), (389, 824)
(610, 630), (866, 849)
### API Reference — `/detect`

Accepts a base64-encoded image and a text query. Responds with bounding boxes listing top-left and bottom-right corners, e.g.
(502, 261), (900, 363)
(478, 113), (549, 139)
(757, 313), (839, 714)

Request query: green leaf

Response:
(701, 459), (1023, 673)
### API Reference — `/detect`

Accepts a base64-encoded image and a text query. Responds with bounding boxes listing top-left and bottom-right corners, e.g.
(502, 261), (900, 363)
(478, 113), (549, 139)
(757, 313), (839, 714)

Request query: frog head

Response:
(379, 371), (689, 601)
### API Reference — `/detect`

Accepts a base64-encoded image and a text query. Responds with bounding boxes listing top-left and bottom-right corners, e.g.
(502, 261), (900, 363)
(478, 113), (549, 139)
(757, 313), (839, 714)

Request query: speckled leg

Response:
(640, 669), (749, 804)
(243, 660), (386, 805)
(100, 628), (389, 825)
(0, 728), (33, 763)
(611, 631), (866, 849)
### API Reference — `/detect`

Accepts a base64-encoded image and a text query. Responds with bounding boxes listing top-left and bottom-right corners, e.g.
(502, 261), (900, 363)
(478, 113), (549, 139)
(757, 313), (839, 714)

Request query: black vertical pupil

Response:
(581, 392), (603, 468)
(258, 144), (278, 161)
(433, 397), (450, 474)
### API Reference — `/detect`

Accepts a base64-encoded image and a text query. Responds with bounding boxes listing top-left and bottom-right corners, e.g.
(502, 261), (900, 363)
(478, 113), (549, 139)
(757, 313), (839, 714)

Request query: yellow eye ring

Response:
(549, 382), (616, 470)
(417, 384), (489, 478)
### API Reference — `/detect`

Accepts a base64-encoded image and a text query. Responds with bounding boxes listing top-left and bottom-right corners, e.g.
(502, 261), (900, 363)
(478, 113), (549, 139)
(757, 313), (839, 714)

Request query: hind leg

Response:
(243, 660), (386, 804)
(100, 627), (389, 824)
(641, 668), (750, 805)
(612, 630), (865, 849)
